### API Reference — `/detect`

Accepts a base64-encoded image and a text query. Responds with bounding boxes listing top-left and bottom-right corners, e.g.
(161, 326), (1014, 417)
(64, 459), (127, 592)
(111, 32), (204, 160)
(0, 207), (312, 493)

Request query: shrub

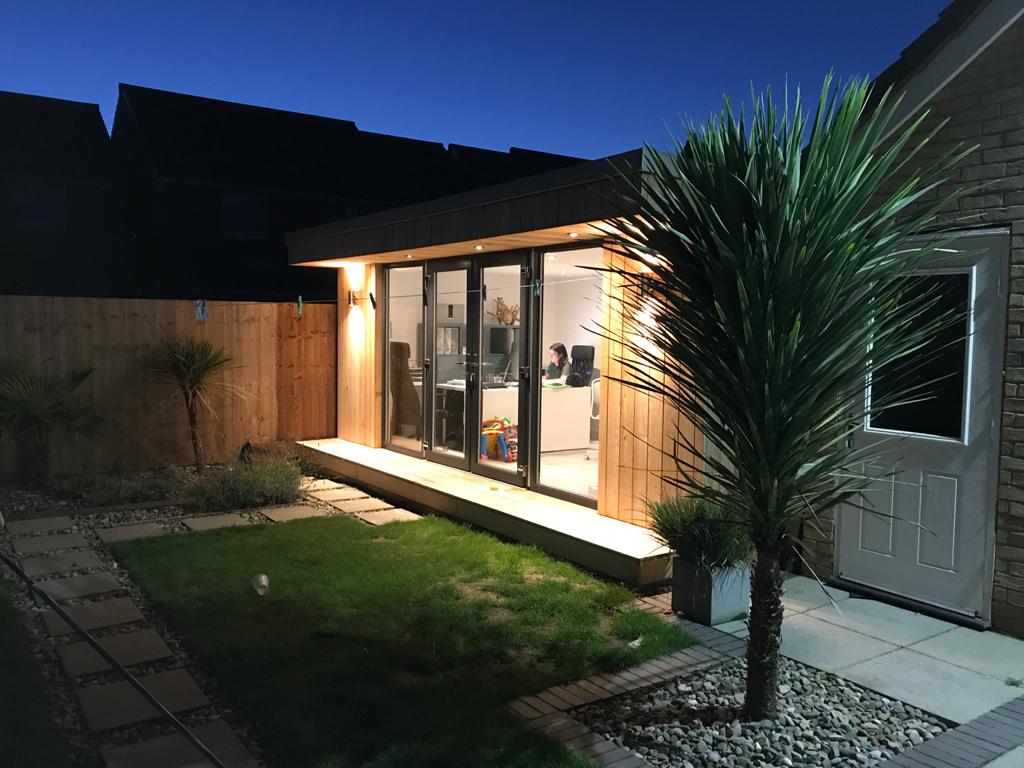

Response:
(52, 467), (186, 507)
(648, 496), (752, 573)
(179, 454), (301, 511)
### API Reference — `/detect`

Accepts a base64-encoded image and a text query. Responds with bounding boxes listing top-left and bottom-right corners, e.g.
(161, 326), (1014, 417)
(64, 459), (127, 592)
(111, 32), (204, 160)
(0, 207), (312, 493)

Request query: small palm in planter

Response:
(649, 496), (753, 625)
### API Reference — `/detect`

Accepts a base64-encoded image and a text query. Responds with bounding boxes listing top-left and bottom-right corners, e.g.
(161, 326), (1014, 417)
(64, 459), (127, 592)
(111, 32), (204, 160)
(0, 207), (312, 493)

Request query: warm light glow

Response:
(342, 263), (366, 292)
(474, 245), (484, 251)
(405, 254), (413, 259)
(568, 232), (579, 238)
(546, 254), (557, 261)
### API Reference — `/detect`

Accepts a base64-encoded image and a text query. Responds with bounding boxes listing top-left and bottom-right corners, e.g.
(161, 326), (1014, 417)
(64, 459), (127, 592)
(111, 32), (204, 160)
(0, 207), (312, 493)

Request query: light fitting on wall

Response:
(347, 291), (377, 309)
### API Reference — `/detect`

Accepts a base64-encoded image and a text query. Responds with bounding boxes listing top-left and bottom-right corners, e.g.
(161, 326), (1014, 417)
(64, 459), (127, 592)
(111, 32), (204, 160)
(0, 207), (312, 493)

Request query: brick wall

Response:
(801, 17), (1024, 636)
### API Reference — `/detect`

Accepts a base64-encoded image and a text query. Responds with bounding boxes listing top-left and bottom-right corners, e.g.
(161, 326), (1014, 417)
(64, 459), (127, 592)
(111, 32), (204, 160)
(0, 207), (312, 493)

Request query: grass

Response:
(0, 581), (71, 767)
(114, 516), (692, 768)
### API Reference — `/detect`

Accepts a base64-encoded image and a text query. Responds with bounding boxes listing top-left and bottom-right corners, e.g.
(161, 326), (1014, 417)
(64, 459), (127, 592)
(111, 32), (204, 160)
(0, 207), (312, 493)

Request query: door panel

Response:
(837, 231), (1008, 619)
(425, 263), (471, 470)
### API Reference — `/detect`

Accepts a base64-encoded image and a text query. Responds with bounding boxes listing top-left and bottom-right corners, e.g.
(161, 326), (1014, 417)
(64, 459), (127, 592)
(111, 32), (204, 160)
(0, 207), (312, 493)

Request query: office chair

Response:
(569, 345), (595, 386)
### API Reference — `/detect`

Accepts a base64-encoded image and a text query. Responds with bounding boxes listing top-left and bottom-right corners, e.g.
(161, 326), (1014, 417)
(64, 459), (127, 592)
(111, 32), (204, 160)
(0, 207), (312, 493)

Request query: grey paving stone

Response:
(42, 597), (145, 636)
(300, 477), (342, 491)
(101, 719), (258, 768)
(260, 505), (330, 523)
(57, 628), (173, 677)
(12, 532), (88, 556)
(38, 572), (122, 601)
(310, 487), (368, 502)
(96, 523), (167, 544)
(5, 516), (74, 536)
(330, 497), (393, 514)
(21, 549), (103, 577)
(77, 668), (209, 732)
(182, 514), (250, 532)
(354, 508), (422, 525)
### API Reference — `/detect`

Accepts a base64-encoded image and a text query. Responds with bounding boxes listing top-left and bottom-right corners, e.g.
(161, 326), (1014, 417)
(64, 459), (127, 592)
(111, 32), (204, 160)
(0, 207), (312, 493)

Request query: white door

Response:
(837, 230), (1009, 620)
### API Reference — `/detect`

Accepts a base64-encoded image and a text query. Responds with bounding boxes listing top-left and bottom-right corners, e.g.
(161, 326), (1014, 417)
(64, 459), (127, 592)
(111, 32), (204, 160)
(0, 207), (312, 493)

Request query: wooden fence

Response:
(0, 295), (336, 478)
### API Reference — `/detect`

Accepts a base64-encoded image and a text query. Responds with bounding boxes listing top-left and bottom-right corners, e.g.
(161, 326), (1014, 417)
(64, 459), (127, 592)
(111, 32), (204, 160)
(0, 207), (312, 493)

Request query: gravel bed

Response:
(574, 657), (948, 768)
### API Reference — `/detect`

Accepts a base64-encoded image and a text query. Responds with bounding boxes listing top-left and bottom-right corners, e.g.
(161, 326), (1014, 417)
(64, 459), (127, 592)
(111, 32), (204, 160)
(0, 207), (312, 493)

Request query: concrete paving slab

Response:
(12, 532), (88, 556)
(330, 497), (394, 514)
(260, 505), (330, 523)
(5, 516), (74, 535)
(780, 613), (897, 672)
(841, 648), (1021, 723)
(101, 719), (257, 768)
(43, 597), (145, 636)
(57, 628), (172, 677)
(354, 508), (422, 525)
(96, 523), (167, 544)
(714, 619), (748, 638)
(985, 744), (1024, 766)
(38, 572), (122, 601)
(77, 668), (209, 732)
(21, 549), (103, 577)
(300, 477), (343, 492)
(909, 627), (1024, 682)
(310, 487), (368, 502)
(781, 575), (850, 613)
(182, 514), (249, 532)
(807, 597), (957, 647)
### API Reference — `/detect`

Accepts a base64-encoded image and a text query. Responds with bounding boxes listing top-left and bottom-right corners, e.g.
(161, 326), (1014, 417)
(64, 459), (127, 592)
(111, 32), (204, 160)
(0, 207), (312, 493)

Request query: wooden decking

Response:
(295, 439), (671, 587)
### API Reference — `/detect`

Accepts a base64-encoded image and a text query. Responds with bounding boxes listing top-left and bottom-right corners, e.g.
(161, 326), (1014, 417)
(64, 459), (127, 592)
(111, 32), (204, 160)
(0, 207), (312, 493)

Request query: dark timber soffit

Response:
(286, 148), (647, 265)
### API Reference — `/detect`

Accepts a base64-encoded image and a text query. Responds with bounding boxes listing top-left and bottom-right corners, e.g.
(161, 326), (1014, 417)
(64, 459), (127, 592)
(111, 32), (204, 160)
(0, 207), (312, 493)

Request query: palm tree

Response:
(600, 76), (973, 719)
(152, 339), (240, 471)
(0, 366), (95, 485)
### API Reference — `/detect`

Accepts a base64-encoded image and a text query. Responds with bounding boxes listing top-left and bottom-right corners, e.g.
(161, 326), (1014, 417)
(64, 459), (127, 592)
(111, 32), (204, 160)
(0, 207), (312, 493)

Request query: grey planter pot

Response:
(671, 556), (751, 626)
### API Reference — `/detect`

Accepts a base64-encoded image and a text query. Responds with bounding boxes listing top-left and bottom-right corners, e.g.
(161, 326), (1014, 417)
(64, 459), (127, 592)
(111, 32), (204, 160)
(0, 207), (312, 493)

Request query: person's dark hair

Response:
(549, 343), (568, 367)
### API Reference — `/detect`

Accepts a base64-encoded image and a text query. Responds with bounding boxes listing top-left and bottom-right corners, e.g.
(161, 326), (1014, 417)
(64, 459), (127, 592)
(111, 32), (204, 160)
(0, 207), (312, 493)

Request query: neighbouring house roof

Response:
(0, 90), (110, 180)
(871, 0), (1024, 137)
(286, 148), (647, 265)
(114, 83), (584, 200)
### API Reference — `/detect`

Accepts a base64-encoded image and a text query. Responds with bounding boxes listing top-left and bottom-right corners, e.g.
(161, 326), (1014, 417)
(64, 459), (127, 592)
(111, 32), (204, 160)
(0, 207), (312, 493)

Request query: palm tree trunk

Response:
(185, 397), (204, 471)
(745, 543), (784, 720)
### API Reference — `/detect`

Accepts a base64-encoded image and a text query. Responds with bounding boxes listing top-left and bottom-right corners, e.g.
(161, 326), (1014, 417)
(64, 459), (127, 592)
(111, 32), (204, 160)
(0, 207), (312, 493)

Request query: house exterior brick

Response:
(802, 14), (1024, 638)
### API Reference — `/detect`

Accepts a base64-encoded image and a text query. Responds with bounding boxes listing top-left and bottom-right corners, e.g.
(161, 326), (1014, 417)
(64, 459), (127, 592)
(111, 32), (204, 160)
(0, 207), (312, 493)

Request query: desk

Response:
(437, 382), (591, 453)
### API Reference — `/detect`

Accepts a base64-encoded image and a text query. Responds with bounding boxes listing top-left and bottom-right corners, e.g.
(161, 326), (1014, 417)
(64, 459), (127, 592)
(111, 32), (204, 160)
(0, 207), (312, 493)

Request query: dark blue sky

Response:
(2, 1), (949, 159)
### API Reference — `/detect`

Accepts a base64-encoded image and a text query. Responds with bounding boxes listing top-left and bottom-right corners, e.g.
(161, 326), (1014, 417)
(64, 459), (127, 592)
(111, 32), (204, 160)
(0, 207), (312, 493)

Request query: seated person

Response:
(543, 342), (570, 382)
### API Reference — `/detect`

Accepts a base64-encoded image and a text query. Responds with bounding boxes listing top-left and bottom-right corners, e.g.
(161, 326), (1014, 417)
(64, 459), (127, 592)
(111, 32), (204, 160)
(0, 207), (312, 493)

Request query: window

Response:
(221, 187), (268, 239)
(538, 247), (603, 499)
(868, 272), (970, 440)
(2, 175), (66, 231)
(386, 266), (424, 451)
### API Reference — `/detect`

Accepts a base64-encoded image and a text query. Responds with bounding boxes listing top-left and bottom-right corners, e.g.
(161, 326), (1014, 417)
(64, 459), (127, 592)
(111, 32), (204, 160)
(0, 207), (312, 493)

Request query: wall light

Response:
(347, 291), (377, 309)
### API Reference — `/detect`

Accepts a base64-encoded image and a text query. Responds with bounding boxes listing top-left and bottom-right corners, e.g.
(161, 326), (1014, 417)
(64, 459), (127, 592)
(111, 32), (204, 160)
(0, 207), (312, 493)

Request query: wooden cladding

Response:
(0, 295), (336, 478)
(336, 265), (383, 446)
(597, 247), (702, 527)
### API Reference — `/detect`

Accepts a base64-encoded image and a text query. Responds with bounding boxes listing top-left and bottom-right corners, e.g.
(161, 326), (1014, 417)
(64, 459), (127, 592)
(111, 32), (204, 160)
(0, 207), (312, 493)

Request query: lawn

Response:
(114, 515), (691, 768)
(0, 581), (71, 768)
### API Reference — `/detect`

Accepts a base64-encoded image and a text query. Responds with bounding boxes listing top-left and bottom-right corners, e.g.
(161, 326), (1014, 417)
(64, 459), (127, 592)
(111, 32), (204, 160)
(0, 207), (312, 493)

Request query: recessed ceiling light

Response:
(474, 245), (484, 251)
(405, 254), (413, 259)
(568, 232), (579, 239)
(546, 254), (557, 261)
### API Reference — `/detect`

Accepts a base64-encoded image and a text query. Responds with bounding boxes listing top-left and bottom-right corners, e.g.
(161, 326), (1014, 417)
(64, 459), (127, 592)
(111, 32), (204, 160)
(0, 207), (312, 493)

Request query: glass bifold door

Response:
(385, 253), (531, 486)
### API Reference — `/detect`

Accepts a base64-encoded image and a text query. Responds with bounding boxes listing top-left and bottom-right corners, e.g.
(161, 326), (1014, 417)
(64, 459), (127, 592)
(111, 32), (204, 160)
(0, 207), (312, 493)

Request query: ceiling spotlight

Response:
(405, 253), (413, 259)
(546, 254), (557, 261)
(568, 232), (579, 239)
(474, 245), (484, 251)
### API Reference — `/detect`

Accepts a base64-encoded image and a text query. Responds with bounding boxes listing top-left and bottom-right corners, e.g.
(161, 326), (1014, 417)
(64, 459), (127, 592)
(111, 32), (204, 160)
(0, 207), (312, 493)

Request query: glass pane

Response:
(538, 248), (603, 499)
(869, 273), (970, 439)
(479, 264), (522, 474)
(432, 270), (468, 457)
(386, 266), (423, 451)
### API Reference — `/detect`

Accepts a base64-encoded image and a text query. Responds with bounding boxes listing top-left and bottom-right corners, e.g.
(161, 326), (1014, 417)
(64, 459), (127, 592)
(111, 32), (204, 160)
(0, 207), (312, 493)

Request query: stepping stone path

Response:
(58, 628), (172, 677)
(12, 531), (88, 555)
(101, 720), (257, 768)
(77, 668), (209, 731)
(182, 514), (250, 532)
(355, 508), (422, 525)
(261, 504), (330, 523)
(4, 478), (414, 766)
(3, 515), (255, 767)
(96, 522), (166, 544)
